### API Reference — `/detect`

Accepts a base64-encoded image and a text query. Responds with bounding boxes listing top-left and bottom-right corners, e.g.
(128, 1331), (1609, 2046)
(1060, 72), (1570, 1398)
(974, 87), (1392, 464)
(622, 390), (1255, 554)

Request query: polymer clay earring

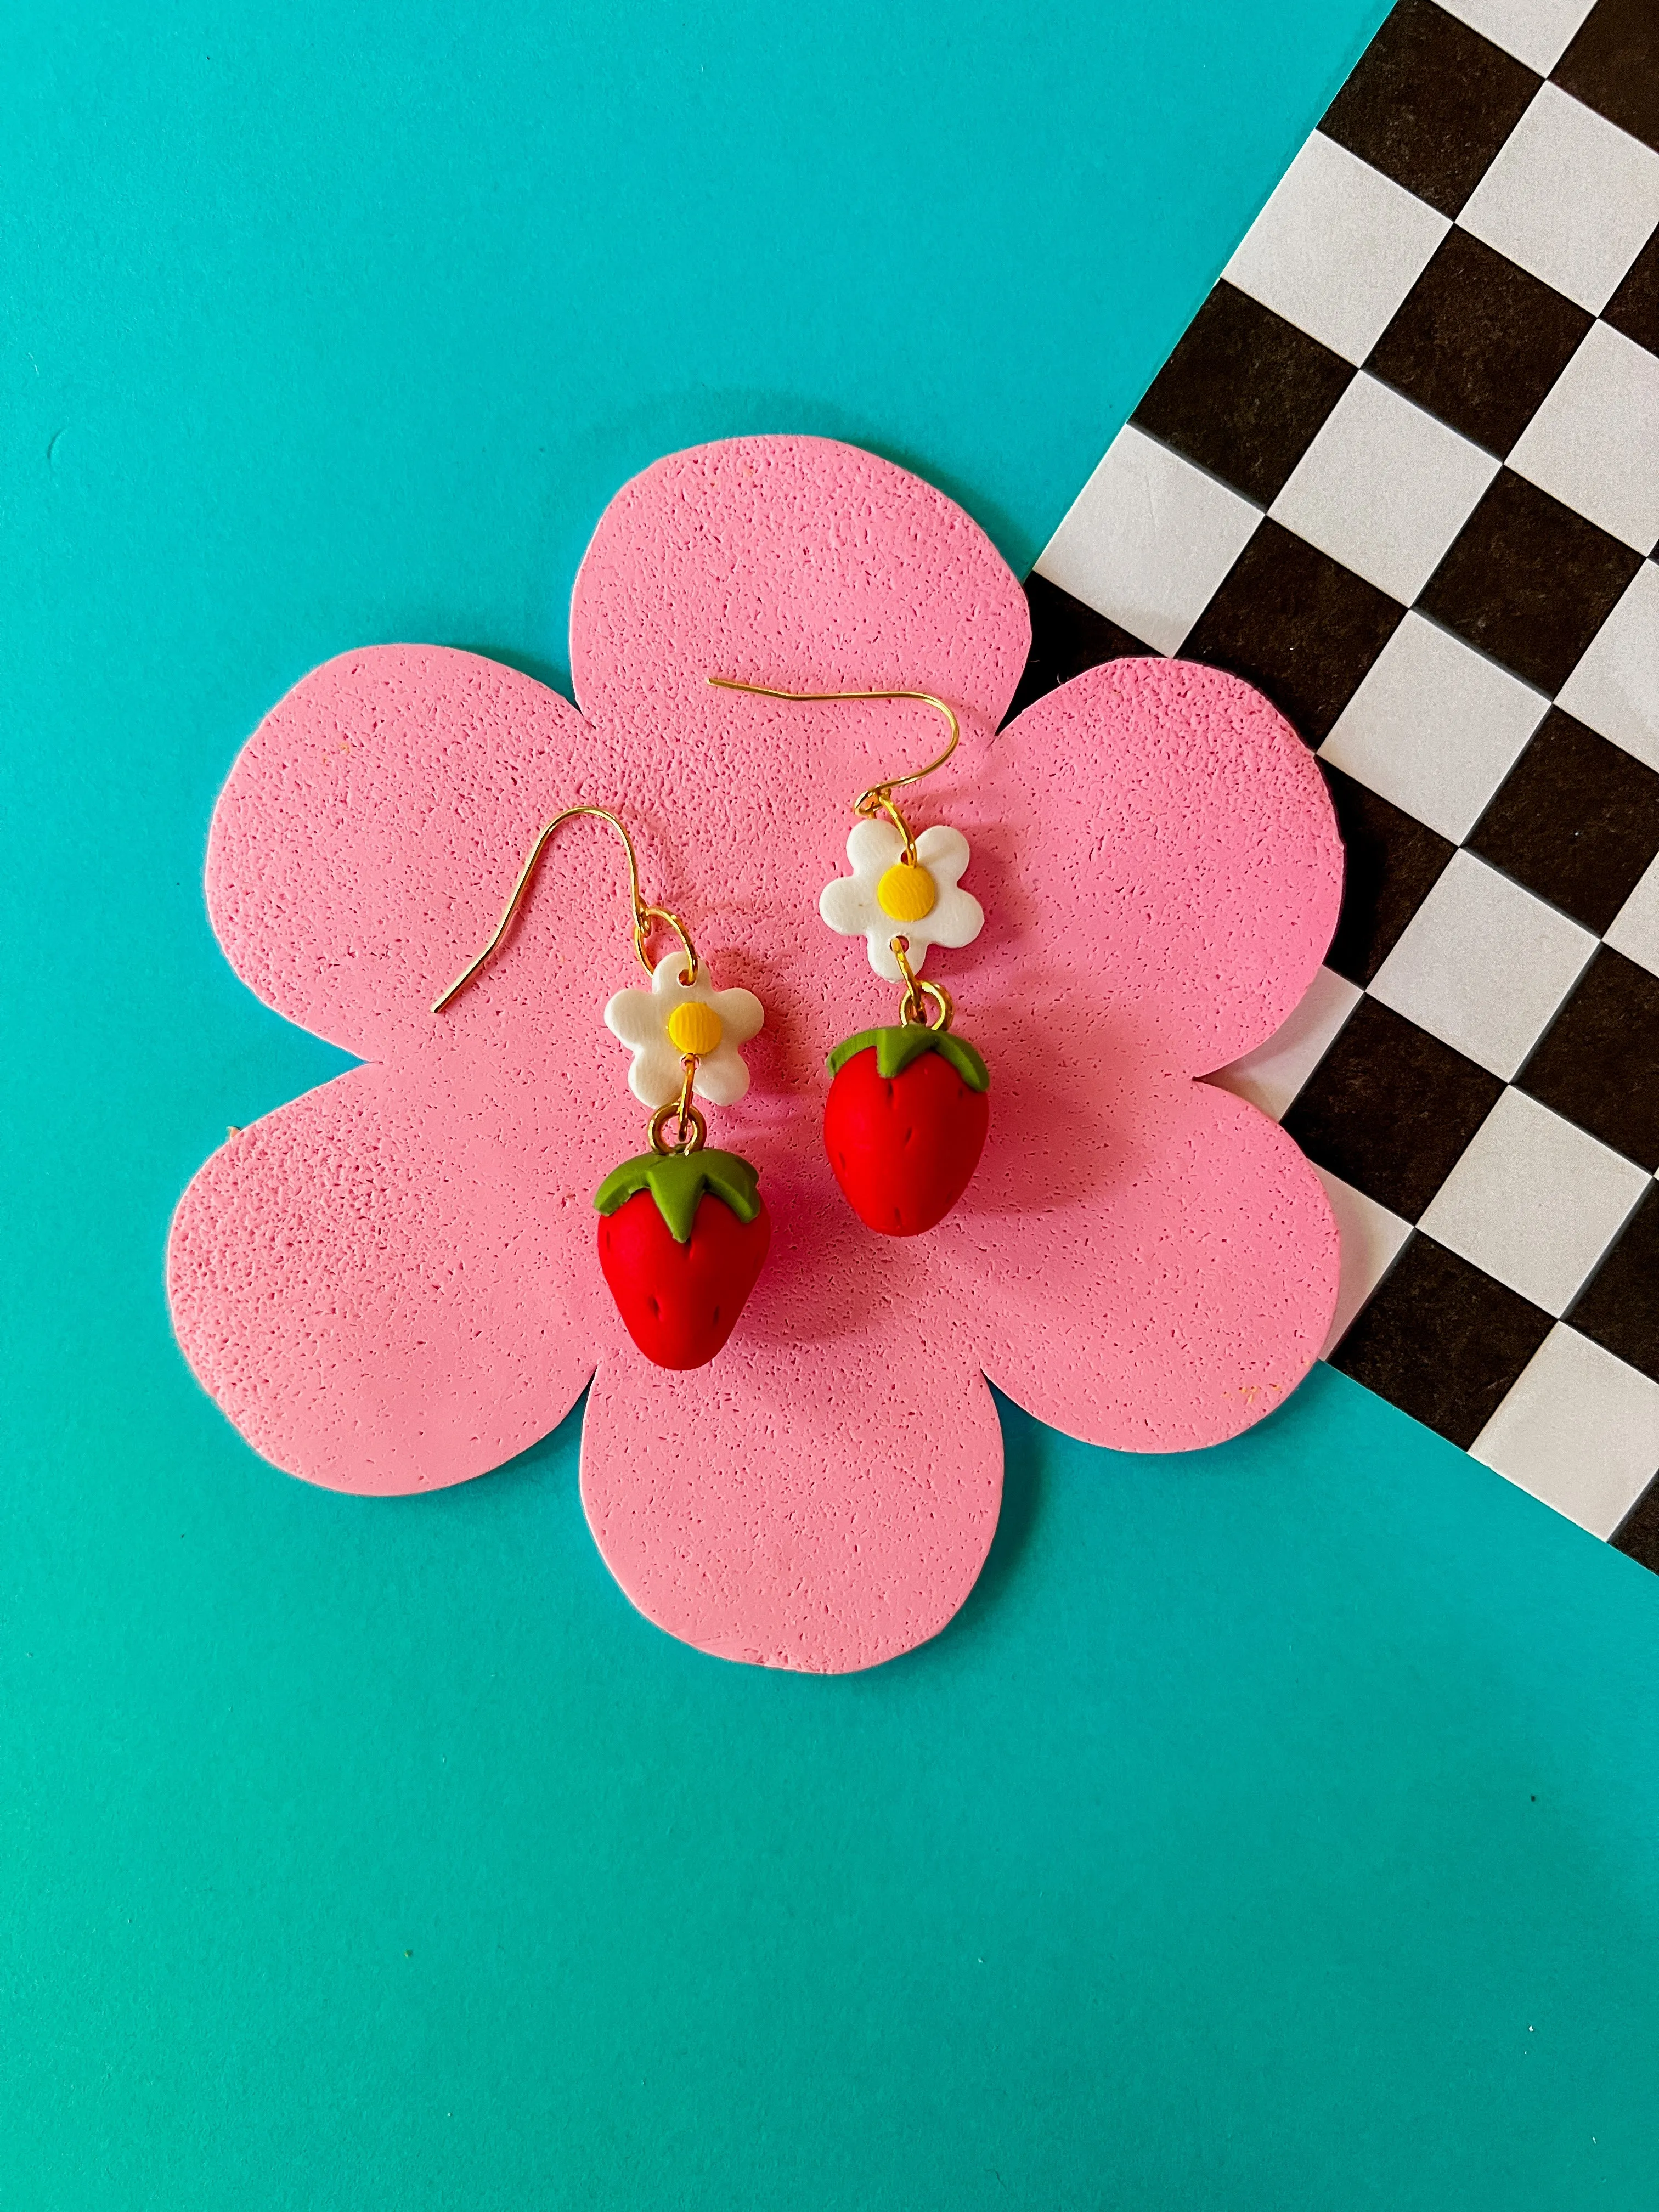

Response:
(432, 806), (769, 1367)
(710, 681), (990, 1235)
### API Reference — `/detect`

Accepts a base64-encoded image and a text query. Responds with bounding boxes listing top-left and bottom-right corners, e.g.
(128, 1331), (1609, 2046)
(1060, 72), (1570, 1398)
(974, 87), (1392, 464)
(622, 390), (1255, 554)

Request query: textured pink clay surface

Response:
(167, 435), (1343, 1674)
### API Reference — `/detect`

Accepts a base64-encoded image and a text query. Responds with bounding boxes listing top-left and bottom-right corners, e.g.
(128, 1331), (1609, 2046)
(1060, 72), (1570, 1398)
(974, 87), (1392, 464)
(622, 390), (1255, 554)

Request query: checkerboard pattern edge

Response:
(1013, 0), (1659, 1563)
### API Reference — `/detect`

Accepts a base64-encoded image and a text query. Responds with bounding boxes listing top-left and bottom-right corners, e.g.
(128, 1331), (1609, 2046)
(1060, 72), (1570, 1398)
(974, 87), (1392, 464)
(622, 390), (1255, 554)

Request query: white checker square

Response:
(1269, 375), (1498, 605)
(1419, 1088), (1647, 1315)
(1369, 851), (1596, 1079)
(1471, 1323), (1659, 1539)
(1436, 0), (1595, 74)
(1209, 966), (1362, 1121)
(1223, 131), (1449, 366)
(1458, 84), (1659, 314)
(1555, 561), (1659, 772)
(1033, 425), (1260, 656)
(1605, 852), (1659, 980)
(1318, 611), (1547, 840)
(1509, 322), (1659, 555)
(1312, 1167), (1413, 1358)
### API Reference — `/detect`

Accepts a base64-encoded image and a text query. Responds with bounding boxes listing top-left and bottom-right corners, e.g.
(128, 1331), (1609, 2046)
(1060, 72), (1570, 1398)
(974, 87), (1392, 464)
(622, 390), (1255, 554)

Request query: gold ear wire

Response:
(707, 678), (959, 866)
(431, 804), (699, 1014)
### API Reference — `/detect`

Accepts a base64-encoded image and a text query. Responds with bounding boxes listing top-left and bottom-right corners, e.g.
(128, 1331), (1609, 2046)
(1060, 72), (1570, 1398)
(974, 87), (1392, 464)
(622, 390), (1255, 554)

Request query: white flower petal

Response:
(627, 1039), (686, 1109)
(913, 823), (971, 890)
(710, 985), (764, 1046)
(651, 951), (698, 997)
(918, 879), (984, 950)
(603, 985), (662, 1049)
(845, 817), (905, 876)
(865, 929), (910, 984)
(692, 1040), (751, 1106)
(821, 874), (878, 936)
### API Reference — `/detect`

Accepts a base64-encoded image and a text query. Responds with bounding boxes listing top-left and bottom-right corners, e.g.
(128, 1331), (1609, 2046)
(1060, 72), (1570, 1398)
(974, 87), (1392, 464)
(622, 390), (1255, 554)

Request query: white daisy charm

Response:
(605, 955), (764, 1109)
(819, 818), (984, 982)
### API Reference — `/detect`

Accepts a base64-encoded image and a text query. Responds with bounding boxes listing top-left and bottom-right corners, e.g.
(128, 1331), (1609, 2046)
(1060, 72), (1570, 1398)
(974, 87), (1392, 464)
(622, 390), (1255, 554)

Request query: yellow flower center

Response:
(667, 1000), (724, 1056)
(877, 860), (936, 922)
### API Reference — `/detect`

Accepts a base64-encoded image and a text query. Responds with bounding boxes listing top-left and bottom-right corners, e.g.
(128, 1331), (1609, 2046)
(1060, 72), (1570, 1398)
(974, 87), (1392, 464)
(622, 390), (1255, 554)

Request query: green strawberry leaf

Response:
(592, 1148), (763, 1244)
(826, 1024), (990, 1093)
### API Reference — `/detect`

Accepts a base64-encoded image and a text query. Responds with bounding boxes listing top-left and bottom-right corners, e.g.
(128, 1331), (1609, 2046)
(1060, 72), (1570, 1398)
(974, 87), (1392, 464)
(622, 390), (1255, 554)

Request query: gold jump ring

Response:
(891, 936), (953, 1030)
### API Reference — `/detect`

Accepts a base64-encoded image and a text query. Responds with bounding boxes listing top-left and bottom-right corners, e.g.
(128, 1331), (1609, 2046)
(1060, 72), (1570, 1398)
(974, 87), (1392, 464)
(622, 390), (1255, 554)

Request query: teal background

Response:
(5, 3), (1658, 2204)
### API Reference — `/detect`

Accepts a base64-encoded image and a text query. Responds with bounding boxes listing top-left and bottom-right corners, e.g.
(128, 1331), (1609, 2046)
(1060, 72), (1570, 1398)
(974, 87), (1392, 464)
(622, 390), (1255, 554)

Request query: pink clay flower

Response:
(168, 435), (1342, 1674)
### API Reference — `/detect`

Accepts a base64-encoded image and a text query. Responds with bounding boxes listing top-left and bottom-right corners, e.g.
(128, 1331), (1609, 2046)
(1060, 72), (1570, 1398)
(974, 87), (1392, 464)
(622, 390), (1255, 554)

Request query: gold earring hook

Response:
(707, 678), (960, 866)
(431, 804), (699, 1014)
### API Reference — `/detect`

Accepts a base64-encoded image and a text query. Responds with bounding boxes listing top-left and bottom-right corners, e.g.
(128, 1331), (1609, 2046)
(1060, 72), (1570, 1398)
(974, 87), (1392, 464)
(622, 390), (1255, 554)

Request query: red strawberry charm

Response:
(823, 1024), (990, 1235)
(595, 1147), (771, 1368)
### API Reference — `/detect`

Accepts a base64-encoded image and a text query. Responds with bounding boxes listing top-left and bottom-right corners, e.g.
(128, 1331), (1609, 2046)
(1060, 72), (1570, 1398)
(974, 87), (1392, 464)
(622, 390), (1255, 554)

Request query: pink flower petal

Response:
(207, 646), (595, 1059)
(580, 1312), (1002, 1673)
(564, 437), (1029, 1044)
(570, 436), (1030, 745)
(167, 1061), (604, 1493)
(939, 1080), (1340, 1451)
(976, 658), (1343, 1074)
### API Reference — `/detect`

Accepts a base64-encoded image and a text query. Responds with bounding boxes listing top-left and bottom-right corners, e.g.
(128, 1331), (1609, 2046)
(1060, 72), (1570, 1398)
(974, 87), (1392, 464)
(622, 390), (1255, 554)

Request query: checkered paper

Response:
(1014, 0), (1659, 1563)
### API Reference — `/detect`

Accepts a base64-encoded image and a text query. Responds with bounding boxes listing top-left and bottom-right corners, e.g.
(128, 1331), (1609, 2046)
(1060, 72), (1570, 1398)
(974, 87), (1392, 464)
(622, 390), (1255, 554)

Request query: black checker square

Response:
(1519, 947), (1659, 1173)
(1468, 709), (1659, 935)
(1283, 996), (1504, 1222)
(1321, 765), (1456, 986)
(1553, 0), (1659, 157)
(1182, 521), (1404, 744)
(1417, 470), (1643, 697)
(1367, 228), (1593, 458)
(1570, 1181), (1659, 1385)
(1318, 0), (1541, 217)
(1131, 281), (1354, 507)
(1604, 223), (1659, 359)
(1612, 1473), (1659, 1572)
(1330, 1233), (1554, 1449)
(1006, 574), (1148, 722)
